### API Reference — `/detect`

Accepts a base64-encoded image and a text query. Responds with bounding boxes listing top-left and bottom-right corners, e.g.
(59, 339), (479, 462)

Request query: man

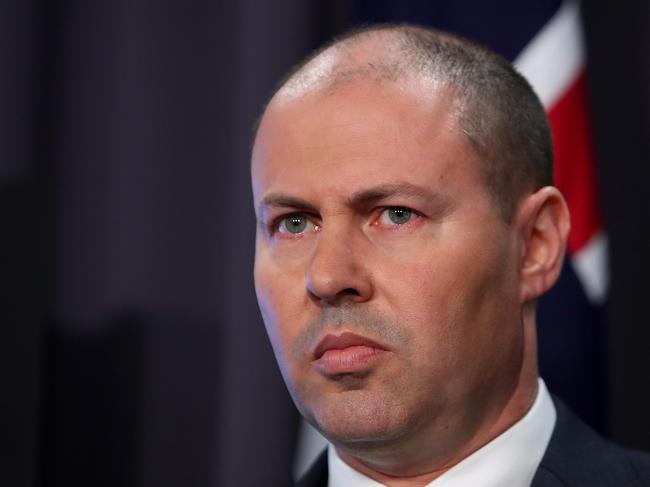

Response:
(251, 25), (650, 486)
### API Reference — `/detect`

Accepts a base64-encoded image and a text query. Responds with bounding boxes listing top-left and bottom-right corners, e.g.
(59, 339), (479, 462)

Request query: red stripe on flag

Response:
(548, 69), (602, 255)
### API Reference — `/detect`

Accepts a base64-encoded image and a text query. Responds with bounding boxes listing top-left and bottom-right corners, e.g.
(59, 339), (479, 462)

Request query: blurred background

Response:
(2, 0), (648, 486)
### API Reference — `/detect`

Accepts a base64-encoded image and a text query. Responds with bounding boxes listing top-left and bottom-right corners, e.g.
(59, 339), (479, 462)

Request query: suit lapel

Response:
(531, 397), (641, 487)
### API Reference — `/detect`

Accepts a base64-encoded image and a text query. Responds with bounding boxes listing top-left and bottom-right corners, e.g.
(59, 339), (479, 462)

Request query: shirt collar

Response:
(328, 378), (556, 487)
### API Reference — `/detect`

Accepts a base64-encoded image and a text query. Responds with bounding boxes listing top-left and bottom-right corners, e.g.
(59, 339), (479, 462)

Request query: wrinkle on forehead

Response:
(252, 85), (473, 220)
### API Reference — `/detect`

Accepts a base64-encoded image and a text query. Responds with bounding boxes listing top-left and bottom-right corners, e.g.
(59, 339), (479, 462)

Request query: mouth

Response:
(312, 331), (388, 376)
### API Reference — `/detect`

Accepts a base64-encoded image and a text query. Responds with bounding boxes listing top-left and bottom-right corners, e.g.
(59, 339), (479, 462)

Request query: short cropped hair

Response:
(266, 24), (553, 221)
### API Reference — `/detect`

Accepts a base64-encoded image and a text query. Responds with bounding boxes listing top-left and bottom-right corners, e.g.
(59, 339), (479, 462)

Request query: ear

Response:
(516, 186), (571, 303)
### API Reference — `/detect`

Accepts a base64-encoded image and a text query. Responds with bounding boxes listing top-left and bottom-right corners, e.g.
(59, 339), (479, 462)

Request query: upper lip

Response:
(312, 331), (387, 360)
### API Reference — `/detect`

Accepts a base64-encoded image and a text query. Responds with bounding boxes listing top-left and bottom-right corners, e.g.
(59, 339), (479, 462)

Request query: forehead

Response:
(252, 78), (485, 206)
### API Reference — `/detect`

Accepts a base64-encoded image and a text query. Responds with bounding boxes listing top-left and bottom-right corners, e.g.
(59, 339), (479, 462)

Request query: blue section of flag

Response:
(350, 0), (563, 60)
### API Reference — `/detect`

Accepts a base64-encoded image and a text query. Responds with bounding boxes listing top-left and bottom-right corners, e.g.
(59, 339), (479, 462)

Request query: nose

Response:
(306, 223), (373, 305)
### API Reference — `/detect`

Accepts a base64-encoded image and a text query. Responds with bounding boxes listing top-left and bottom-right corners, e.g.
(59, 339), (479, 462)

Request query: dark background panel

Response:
(1, 1), (50, 486)
(582, 0), (650, 448)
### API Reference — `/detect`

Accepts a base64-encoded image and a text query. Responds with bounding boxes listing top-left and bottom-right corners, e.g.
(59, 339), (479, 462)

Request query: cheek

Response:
(377, 234), (514, 364)
(254, 283), (304, 392)
(378, 260), (464, 378)
(254, 254), (305, 363)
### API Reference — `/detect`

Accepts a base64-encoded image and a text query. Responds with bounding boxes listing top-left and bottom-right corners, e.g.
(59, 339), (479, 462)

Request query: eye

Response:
(378, 207), (413, 226)
(277, 214), (318, 235)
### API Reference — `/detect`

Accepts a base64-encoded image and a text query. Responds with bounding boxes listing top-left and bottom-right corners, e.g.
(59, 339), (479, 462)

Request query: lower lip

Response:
(313, 346), (385, 375)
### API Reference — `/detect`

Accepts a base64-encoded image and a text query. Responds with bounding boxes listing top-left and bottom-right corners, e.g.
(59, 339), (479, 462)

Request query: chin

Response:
(300, 388), (414, 447)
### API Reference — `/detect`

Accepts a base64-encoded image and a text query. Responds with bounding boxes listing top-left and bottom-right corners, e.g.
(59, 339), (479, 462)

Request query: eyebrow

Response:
(257, 194), (318, 219)
(257, 182), (441, 218)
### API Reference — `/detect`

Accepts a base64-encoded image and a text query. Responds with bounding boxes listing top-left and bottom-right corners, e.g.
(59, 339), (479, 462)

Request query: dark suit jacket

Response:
(295, 399), (650, 486)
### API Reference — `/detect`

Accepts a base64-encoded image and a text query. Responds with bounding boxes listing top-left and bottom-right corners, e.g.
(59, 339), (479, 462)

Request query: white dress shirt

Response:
(328, 378), (556, 487)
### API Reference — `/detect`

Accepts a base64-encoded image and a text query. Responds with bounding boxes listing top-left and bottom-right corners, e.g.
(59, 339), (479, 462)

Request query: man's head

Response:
(251, 25), (570, 478)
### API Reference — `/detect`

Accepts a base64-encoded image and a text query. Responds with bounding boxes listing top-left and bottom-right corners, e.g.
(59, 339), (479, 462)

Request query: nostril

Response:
(340, 288), (360, 297)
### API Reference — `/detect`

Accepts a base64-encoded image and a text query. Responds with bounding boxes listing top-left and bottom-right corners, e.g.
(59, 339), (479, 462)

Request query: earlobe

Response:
(517, 186), (571, 303)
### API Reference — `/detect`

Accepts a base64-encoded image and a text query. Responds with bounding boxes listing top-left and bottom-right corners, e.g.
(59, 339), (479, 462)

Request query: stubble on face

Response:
(287, 303), (416, 443)
(252, 70), (530, 475)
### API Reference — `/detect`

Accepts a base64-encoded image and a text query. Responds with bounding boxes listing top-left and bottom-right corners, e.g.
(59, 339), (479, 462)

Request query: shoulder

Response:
(626, 448), (650, 480)
(532, 397), (650, 487)
(294, 450), (328, 487)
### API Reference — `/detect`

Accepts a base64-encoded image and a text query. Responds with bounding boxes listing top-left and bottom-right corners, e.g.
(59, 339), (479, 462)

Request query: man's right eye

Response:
(277, 214), (318, 235)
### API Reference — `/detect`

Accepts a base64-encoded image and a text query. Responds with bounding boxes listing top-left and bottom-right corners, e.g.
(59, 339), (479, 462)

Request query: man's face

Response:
(252, 78), (526, 455)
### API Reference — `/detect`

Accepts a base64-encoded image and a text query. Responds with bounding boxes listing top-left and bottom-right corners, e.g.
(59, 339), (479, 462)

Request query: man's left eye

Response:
(378, 207), (413, 225)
